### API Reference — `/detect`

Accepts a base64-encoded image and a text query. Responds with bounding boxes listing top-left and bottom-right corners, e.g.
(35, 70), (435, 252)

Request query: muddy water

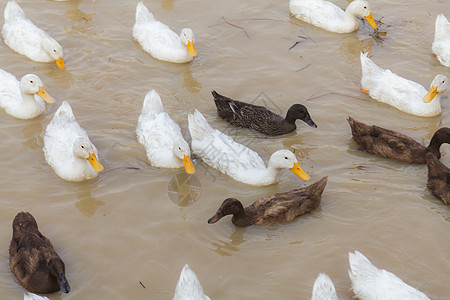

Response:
(0, 0), (449, 299)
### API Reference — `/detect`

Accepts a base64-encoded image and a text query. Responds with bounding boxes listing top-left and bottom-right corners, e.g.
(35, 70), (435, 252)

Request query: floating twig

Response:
(139, 281), (146, 288)
(289, 36), (308, 51)
(296, 63), (311, 72)
(221, 17), (250, 39)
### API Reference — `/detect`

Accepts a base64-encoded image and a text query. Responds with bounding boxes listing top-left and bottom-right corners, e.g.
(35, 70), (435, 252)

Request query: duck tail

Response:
(348, 251), (380, 285)
(53, 101), (76, 124)
(347, 116), (369, 137)
(307, 176), (328, 198)
(311, 273), (338, 300)
(141, 89), (164, 118)
(435, 14), (449, 41)
(188, 109), (213, 141)
(4, 1), (25, 22)
(360, 52), (383, 77)
(173, 264), (209, 300)
(135, 2), (155, 23)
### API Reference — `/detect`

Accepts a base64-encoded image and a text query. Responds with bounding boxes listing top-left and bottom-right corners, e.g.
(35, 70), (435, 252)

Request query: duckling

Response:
(311, 273), (339, 300)
(212, 90), (317, 136)
(173, 264), (210, 300)
(2, 1), (64, 69)
(208, 176), (327, 227)
(348, 250), (430, 300)
(426, 152), (450, 204)
(9, 212), (70, 294)
(347, 117), (450, 164)
(0, 70), (55, 119)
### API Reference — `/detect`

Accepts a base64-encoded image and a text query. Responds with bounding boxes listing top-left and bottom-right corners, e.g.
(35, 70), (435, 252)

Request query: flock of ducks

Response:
(0, 0), (448, 299)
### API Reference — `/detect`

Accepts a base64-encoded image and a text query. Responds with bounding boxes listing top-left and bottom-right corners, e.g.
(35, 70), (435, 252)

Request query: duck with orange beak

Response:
(2, 1), (65, 69)
(132, 2), (197, 63)
(44, 101), (104, 182)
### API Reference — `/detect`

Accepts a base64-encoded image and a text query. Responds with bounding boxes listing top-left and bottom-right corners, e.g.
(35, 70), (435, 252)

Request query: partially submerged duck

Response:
(212, 90), (317, 136)
(173, 264), (210, 300)
(136, 90), (195, 174)
(347, 116), (450, 164)
(188, 109), (310, 186)
(289, 0), (377, 33)
(0, 69), (55, 119)
(24, 292), (49, 300)
(208, 176), (327, 226)
(9, 212), (70, 294)
(360, 52), (447, 117)
(426, 152), (450, 204)
(311, 273), (339, 300)
(2, 1), (64, 69)
(132, 2), (197, 63)
(432, 14), (450, 67)
(43, 101), (104, 182)
(348, 250), (430, 300)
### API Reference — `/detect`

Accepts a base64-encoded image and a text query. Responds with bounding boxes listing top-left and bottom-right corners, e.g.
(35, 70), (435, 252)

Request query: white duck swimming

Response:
(136, 89), (195, 174)
(132, 2), (197, 63)
(289, 0), (377, 33)
(2, 1), (64, 69)
(173, 264), (210, 300)
(348, 251), (430, 300)
(43, 101), (104, 182)
(432, 14), (450, 67)
(0, 69), (55, 119)
(188, 109), (310, 186)
(360, 52), (448, 117)
(311, 273), (339, 300)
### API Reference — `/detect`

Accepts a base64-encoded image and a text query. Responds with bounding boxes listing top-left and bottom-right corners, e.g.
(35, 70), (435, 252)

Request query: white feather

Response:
(432, 14), (450, 67)
(173, 264), (210, 300)
(311, 273), (339, 300)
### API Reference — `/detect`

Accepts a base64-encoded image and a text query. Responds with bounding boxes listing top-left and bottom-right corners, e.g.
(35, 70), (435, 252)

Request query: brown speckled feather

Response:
(426, 153), (450, 204)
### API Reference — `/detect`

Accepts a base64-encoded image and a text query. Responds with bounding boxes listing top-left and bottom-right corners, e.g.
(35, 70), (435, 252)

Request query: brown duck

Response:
(9, 212), (70, 294)
(208, 176), (327, 227)
(212, 90), (317, 136)
(347, 116), (450, 164)
(426, 153), (450, 204)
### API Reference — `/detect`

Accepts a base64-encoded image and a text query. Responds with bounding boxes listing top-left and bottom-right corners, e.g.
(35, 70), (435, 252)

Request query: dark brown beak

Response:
(208, 209), (223, 224)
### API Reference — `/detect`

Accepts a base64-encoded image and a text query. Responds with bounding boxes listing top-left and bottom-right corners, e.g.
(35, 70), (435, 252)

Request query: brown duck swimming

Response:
(347, 116), (450, 164)
(426, 153), (450, 204)
(9, 212), (70, 294)
(212, 90), (317, 136)
(208, 176), (327, 227)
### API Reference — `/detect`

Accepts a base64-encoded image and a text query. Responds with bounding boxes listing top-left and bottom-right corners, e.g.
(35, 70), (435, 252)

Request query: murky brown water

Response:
(0, 0), (449, 299)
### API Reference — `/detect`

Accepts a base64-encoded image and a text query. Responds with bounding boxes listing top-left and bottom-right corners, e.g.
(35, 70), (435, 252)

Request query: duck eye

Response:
(54, 49), (57, 52)
(285, 157), (288, 159)
(30, 80), (33, 83)
(81, 145), (85, 149)
(364, 6), (367, 9)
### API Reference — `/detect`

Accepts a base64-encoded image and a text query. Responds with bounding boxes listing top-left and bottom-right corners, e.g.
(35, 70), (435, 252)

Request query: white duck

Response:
(0, 69), (55, 119)
(289, 0), (377, 33)
(173, 264), (210, 300)
(188, 109), (310, 186)
(348, 251), (430, 300)
(132, 2), (197, 63)
(136, 89), (195, 174)
(311, 273), (339, 300)
(432, 14), (450, 67)
(2, 1), (64, 69)
(43, 101), (104, 182)
(24, 292), (49, 300)
(360, 52), (448, 117)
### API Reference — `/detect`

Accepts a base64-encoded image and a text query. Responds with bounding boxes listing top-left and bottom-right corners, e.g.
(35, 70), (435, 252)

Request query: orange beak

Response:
(290, 162), (310, 181)
(423, 86), (438, 103)
(187, 41), (197, 57)
(364, 13), (377, 29)
(88, 152), (104, 172)
(36, 86), (56, 104)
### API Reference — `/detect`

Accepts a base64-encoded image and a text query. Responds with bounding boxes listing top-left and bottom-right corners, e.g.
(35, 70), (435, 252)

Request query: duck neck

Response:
(343, 6), (359, 29)
(427, 131), (447, 158)
(231, 207), (256, 227)
(20, 91), (40, 107)
(262, 160), (282, 185)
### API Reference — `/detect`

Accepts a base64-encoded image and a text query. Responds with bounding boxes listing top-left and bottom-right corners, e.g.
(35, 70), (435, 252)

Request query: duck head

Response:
(286, 104), (317, 128)
(423, 75), (448, 103)
(42, 37), (64, 70)
(173, 140), (195, 174)
(12, 212), (39, 237)
(208, 198), (244, 224)
(73, 138), (104, 172)
(180, 28), (197, 57)
(347, 0), (377, 29)
(20, 74), (55, 104)
(268, 150), (310, 181)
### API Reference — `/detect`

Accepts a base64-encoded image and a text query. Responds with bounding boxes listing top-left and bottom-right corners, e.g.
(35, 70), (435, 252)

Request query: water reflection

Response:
(21, 119), (43, 150)
(167, 172), (202, 207)
(75, 185), (105, 217)
(155, 0), (174, 11)
(210, 227), (245, 257)
(64, 0), (94, 25)
(182, 65), (201, 94)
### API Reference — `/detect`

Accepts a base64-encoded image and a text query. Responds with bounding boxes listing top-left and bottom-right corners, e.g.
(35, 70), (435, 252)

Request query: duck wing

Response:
(426, 153), (450, 204)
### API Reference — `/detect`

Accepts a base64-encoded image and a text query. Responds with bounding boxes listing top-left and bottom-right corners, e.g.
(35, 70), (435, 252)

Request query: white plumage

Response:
(348, 251), (430, 300)
(43, 101), (104, 182)
(311, 273), (339, 300)
(136, 90), (195, 174)
(24, 292), (49, 300)
(0, 69), (55, 119)
(360, 52), (447, 117)
(432, 14), (450, 67)
(289, 0), (377, 33)
(132, 2), (197, 63)
(2, 1), (64, 69)
(173, 264), (210, 300)
(188, 109), (310, 186)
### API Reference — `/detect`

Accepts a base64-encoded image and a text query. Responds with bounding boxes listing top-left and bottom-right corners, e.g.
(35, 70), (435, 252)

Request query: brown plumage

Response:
(212, 90), (317, 136)
(9, 212), (70, 294)
(208, 176), (327, 227)
(426, 153), (450, 204)
(347, 116), (450, 164)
